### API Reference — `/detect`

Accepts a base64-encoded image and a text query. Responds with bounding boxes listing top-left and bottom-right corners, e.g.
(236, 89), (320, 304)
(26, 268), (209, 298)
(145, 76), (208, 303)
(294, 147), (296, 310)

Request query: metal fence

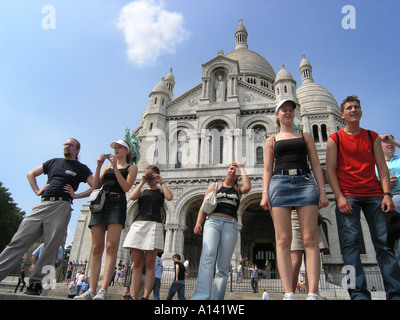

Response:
(7, 260), (88, 283)
(7, 261), (385, 293)
(123, 264), (386, 293)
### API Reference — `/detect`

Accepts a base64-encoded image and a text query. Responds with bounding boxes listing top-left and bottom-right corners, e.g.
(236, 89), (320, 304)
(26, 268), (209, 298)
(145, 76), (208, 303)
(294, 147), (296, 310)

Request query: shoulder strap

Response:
(367, 130), (374, 154)
(300, 132), (309, 150)
(335, 130), (373, 154)
(335, 132), (340, 152)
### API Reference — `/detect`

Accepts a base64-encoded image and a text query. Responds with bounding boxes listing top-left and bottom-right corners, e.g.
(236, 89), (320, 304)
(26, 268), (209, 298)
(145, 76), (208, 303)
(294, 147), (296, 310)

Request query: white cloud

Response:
(116, 0), (190, 67)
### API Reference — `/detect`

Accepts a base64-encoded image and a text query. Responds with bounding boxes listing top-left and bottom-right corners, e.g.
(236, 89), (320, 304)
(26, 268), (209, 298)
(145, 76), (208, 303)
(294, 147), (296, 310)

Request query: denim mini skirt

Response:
(268, 172), (319, 207)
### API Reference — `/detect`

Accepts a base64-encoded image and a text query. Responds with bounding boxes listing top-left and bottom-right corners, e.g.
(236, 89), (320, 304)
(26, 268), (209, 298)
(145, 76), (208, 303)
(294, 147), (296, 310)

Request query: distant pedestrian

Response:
(249, 264), (258, 293)
(262, 288), (270, 300)
(14, 267), (26, 293)
(68, 280), (77, 298)
(166, 254), (186, 300)
(153, 254), (163, 300)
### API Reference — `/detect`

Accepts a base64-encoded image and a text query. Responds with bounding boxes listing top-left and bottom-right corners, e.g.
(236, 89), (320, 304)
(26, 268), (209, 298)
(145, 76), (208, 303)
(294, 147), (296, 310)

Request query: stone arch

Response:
(173, 187), (210, 268)
(242, 118), (275, 134)
(201, 115), (235, 131)
(168, 123), (197, 168)
(201, 118), (233, 166)
(239, 192), (276, 270)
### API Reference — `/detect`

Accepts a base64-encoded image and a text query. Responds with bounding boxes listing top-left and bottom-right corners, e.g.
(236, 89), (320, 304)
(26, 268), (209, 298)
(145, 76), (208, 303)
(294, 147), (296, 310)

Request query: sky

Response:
(1, 0), (399, 247)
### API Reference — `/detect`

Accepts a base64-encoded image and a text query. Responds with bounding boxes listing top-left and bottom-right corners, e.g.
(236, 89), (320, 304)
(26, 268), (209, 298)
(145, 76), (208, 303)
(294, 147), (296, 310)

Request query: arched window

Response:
(256, 147), (264, 164)
(207, 120), (227, 165)
(312, 124), (320, 142)
(321, 124), (328, 142)
(175, 130), (189, 168)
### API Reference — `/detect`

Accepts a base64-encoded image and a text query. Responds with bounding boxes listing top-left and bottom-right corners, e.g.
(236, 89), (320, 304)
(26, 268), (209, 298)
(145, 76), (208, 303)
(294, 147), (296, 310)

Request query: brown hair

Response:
(123, 140), (133, 164)
(146, 165), (160, 174)
(172, 253), (181, 261)
(340, 95), (361, 113)
(70, 138), (80, 161)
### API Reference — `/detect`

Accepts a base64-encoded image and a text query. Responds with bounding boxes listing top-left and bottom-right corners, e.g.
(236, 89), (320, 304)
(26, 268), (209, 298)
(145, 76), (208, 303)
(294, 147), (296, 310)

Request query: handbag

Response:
(201, 183), (218, 214)
(88, 187), (106, 213)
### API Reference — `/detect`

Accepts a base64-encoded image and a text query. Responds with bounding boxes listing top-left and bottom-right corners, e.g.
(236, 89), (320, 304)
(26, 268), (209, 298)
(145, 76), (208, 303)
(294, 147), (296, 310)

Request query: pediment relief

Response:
(201, 54), (240, 78)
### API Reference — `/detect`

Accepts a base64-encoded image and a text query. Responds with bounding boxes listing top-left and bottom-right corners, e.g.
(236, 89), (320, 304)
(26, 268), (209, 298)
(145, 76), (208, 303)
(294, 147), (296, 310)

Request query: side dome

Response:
(151, 77), (169, 95)
(297, 83), (340, 114)
(275, 64), (294, 82)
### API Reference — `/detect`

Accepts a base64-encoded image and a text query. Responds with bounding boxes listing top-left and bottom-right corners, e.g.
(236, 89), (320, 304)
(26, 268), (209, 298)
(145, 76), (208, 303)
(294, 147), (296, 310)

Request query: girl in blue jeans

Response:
(192, 162), (251, 300)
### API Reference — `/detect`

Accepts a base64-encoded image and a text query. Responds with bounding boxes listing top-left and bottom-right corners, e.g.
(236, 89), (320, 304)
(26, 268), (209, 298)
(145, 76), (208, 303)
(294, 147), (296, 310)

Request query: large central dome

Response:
(225, 21), (276, 82)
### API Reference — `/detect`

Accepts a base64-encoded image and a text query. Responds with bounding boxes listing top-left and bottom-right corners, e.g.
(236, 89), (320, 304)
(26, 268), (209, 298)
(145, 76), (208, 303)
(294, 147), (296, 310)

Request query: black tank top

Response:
(134, 188), (164, 223)
(273, 135), (310, 175)
(212, 184), (240, 219)
(103, 165), (130, 194)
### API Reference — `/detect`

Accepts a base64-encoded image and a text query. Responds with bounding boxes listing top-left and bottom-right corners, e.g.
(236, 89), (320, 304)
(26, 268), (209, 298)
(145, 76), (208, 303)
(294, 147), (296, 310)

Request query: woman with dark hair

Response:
(75, 139), (137, 300)
(192, 162), (251, 300)
(123, 165), (173, 300)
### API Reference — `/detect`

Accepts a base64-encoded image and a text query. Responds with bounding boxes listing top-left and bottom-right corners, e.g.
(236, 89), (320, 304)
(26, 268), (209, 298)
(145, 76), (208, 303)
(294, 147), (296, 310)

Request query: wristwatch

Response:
(383, 192), (393, 197)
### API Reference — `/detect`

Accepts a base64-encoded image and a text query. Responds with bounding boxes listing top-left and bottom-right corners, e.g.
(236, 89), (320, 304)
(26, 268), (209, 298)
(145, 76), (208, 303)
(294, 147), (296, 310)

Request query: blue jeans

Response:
(335, 196), (400, 300)
(166, 280), (185, 300)
(192, 216), (238, 300)
(153, 278), (161, 300)
(251, 278), (258, 293)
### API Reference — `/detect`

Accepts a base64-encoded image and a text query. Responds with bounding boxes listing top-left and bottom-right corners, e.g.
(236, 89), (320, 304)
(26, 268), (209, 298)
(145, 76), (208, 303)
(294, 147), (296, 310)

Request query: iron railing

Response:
(123, 264), (386, 293)
(7, 261), (385, 293)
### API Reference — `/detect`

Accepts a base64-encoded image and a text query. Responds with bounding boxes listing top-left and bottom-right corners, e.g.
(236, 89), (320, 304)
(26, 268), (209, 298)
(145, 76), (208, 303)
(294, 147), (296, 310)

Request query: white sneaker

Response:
(74, 289), (94, 300)
(307, 293), (319, 300)
(283, 292), (295, 300)
(93, 289), (108, 300)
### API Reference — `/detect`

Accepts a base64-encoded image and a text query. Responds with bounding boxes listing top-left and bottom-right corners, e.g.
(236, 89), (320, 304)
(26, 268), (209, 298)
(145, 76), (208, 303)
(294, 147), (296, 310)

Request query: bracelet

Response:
(319, 187), (327, 191)
(262, 191), (268, 194)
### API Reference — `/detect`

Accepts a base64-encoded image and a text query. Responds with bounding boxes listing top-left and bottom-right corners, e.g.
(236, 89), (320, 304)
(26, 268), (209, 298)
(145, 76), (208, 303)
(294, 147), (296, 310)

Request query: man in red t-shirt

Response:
(326, 95), (400, 300)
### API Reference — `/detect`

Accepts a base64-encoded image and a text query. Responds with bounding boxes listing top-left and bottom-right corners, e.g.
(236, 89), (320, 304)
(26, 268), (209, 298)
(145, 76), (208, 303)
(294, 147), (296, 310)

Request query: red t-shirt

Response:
(329, 128), (383, 197)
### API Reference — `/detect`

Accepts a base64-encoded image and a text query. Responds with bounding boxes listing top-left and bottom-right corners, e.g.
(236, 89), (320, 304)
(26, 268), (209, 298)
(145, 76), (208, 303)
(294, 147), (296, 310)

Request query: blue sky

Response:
(1, 0), (399, 247)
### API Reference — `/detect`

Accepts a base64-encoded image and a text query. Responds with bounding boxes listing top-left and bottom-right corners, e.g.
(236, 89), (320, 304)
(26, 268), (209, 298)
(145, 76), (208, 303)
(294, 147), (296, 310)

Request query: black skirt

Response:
(89, 193), (127, 229)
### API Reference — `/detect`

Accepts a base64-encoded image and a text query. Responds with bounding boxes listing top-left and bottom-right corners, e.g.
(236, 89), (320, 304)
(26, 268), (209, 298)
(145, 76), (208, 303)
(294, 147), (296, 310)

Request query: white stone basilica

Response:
(70, 21), (382, 274)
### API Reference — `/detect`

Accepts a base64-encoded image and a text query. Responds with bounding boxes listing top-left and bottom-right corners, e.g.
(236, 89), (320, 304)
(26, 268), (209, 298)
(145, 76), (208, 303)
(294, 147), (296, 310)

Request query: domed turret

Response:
(234, 19), (248, 50)
(275, 63), (294, 82)
(164, 67), (175, 97)
(274, 64), (298, 105)
(225, 20), (276, 82)
(151, 77), (169, 95)
(297, 56), (339, 114)
(297, 54), (343, 155)
(299, 54), (314, 85)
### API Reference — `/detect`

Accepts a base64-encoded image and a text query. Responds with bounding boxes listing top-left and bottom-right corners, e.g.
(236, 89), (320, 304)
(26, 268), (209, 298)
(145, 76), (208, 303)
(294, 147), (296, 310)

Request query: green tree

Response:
(0, 182), (25, 252)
